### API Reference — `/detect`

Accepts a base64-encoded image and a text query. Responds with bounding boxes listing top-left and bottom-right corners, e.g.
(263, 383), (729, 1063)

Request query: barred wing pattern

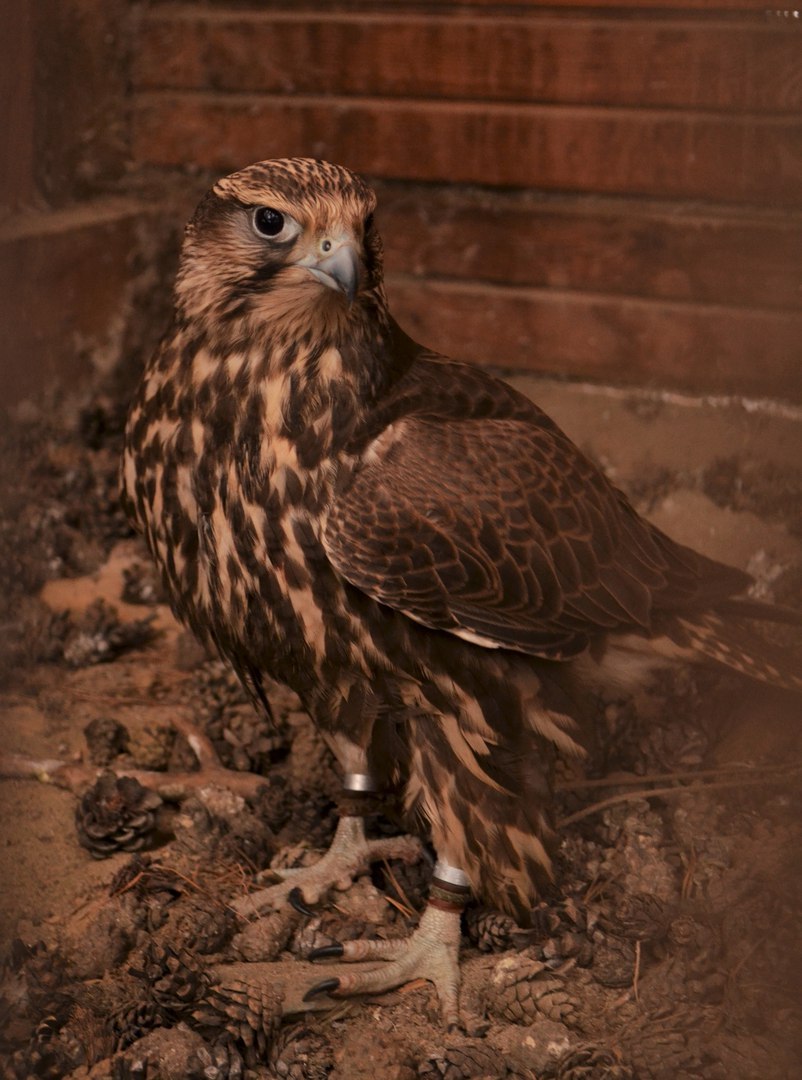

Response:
(325, 359), (750, 660)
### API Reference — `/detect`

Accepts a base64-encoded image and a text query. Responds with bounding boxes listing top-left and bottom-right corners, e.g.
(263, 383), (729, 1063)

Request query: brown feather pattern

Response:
(124, 158), (801, 920)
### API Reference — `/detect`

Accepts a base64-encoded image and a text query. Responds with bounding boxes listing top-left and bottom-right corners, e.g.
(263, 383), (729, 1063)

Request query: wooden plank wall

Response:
(132, 2), (802, 400)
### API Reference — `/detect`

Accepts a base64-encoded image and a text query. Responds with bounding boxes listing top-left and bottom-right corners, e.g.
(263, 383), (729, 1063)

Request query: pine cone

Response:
(590, 934), (636, 989)
(465, 907), (534, 953)
(194, 973), (284, 1065)
(186, 1038), (245, 1080)
(623, 1021), (703, 1079)
(194, 660), (289, 774)
(8, 1035), (81, 1080)
(234, 909), (300, 963)
(12, 939), (66, 1011)
(126, 722), (176, 770)
(165, 897), (237, 955)
(252, 776), (294, 833)
(272, 1023), (334, 1079)
(129, 943), (209, 1015)
(84, 716), (130, 765)
(215, 812), (277, 871)
(208, 703), (288, 774)
(62, 599), (156, 667)
(484, 954), (576, 1026)
(76, 771), (163, 858)
(110, 995), (167, 1052)
(121, 560), (164, 606)
(541, 930), (594, 969)
(528, 895), (594, 966)
(419, 1038), (508, 1078)
(550, 1043), (635, 1079)
(602, 892), (671, 942)
(109, 855), (183, 904)
(112, 1026), (242, 1080)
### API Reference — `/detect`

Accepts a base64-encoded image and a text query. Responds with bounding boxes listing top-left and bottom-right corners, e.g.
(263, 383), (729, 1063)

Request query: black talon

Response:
(288, 886), (316, 917)
(308, 943), (344, 961)
(303, 977), (341, 1001)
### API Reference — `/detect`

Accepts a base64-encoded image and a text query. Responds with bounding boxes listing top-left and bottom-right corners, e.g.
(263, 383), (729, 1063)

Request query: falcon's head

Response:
(175, 158), (385, 344)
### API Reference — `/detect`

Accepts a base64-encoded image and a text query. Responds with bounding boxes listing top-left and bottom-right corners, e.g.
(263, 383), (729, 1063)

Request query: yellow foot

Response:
(232, 814), (423, 917)
(305, 903), (463, 1029)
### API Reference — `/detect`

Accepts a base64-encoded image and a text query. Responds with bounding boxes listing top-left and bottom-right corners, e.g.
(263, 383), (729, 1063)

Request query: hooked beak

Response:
(303, 244), (361, 305)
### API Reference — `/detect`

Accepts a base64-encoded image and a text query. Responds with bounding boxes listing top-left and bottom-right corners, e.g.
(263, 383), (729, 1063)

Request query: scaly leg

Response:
(233, 773), (422, 918)
(304, 858), (471, 1028)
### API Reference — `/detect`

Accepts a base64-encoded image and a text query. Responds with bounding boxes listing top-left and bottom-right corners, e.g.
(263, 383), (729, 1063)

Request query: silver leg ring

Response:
(342, 772), (379, 794)
(433, 858), (471, 889)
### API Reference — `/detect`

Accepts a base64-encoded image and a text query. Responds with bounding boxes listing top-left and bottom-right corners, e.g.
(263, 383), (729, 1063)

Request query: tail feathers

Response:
(673, 613), (802, 694)
(713, 596), (802, 627)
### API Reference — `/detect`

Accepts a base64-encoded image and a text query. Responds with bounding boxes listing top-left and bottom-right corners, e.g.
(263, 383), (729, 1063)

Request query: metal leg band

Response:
(342, 772), (379, 794)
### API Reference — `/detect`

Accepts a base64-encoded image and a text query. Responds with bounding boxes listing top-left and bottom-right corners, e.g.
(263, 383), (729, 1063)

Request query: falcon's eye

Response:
(252, 206), (287, 238)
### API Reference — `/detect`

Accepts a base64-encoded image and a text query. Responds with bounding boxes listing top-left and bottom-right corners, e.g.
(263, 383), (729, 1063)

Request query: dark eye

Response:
(364, 212), (374, 234)
(253, 207), (285, 237)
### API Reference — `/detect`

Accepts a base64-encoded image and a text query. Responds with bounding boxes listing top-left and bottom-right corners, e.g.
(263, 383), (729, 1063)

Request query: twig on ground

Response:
(557, 767), (801, 829)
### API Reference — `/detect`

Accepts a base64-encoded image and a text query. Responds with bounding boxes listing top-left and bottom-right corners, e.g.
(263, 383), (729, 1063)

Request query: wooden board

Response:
(375, 186), (802, 311)
(386, 275), (802, 400)
(133, 92), (802, 206)
(136, 9), (802, 113)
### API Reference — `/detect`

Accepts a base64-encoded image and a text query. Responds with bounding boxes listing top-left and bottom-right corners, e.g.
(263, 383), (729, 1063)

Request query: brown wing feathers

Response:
(326, 358), (753, 662)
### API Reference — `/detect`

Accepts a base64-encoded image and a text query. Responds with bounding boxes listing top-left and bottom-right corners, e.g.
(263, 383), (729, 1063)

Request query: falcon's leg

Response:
(232, 773), (422, 918)
(305, 858), (471, 1029)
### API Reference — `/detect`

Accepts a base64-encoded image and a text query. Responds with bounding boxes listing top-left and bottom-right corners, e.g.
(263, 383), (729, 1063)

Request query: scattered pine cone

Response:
(548, 1043), (635, 1080)
(121, 560), (164, 606)
(484, 954), (576, 1026)
(11, 939), (66, 1012)
(129, 943), (209, 1016)
(590, 934), (636, 989)
(110, 996), (168, 1052)
(526, 897), (594, 969)
(159, 897), (236, 956)
(271, 1023), (335, 1079)
(602, 892), (672, 942)
(84, 716), (130, 765)
(76, 771), (163, 859)
(193, 973), (284, 1065)
(193, 659), (290, 773)
(233, 909), (301, 963)
(7, 1032), (82, 1080)
(111, 1025), (243, 1080)
(215, 812), (277, 871)
(419, 1038), (509, 1078)
(208, 704), (288, 775)
(621, 1011), (707, 1079)
(126, 722), (178, 771)
(62, 599), (156, 667)
(465, 907), (535, 953)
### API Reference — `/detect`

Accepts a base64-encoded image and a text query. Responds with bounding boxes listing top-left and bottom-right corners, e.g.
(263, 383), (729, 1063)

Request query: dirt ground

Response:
(1, 374), (801, 1078)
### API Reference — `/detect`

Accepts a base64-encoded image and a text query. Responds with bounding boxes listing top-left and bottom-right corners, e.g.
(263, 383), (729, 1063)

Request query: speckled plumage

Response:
(123, 158), (801, 918)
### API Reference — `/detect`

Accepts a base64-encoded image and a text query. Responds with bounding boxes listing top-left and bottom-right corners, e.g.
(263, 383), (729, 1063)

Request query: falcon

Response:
(123, 158), (801, 1025)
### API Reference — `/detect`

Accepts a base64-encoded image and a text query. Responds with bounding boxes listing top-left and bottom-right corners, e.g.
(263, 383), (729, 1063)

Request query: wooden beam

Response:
(387, 275), (802, 401)
(133, 92), (802, 207)
(136, 9), (802, 113)
(375, 186), (802, 310)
